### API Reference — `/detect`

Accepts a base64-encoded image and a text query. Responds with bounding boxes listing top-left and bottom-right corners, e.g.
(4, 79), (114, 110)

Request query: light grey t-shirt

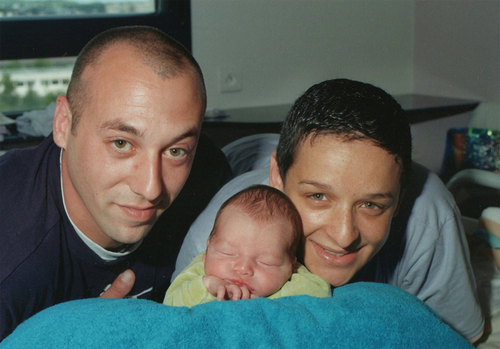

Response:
(174, 134), (483, 340)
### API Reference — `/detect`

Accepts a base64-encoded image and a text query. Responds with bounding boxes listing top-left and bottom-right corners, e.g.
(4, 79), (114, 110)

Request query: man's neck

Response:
(59, 149), (141, 261)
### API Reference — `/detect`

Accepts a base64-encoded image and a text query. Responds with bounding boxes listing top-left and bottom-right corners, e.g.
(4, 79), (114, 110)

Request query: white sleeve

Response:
(392, 168), (484, 340)
(222, 133), (279, 176)
(172, 168), (270, 281)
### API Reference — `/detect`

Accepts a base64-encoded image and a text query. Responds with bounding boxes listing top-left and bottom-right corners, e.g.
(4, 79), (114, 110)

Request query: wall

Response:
(414, 0), (500, 103)
(192, 0), (499, 174)
(192, 0), (414, 111)
(412, 0), (500, 173)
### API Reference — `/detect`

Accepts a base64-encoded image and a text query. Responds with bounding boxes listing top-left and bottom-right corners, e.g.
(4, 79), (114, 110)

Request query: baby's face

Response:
(203, 206), (296, 297)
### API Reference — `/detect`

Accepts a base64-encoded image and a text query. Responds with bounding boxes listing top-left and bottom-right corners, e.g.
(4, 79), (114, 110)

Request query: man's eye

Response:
(112, 140), (131, 151)
(310, 193), (326, 200)
(168, 148), (186, 158)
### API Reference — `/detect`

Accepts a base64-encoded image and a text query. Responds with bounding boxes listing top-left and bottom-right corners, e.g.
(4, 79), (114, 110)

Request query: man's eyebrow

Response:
(172, 127), (200, 144)
(99, 121), (199, 144)
(100, 120), (142, 137)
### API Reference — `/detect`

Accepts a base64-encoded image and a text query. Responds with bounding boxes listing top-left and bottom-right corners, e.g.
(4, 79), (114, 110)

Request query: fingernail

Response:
(120, 270), (134, 284)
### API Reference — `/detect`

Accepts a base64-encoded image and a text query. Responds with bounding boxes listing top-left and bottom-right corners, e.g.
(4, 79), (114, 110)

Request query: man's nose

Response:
(129, 154), (164, 202)
(234, 258), (254, 276)
(325, 207), (360, 249)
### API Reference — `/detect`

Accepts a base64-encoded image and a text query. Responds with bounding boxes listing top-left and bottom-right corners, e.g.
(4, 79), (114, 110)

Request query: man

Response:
(174, 79), (484, 342)
(0, 26), (232, 338)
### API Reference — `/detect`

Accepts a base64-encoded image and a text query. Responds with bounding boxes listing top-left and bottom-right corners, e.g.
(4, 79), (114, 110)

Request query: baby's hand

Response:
(216, 283), (252, 301)
(202, 276), (253, 301)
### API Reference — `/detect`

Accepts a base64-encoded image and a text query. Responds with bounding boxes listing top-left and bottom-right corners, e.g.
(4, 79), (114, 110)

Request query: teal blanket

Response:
(1, 282), (472, 348)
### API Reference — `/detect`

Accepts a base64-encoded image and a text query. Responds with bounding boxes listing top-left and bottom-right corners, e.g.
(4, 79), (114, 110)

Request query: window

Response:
(0, 0), (190, 114)
(1, 0), (155, 19)
(0, 0), (191, 61)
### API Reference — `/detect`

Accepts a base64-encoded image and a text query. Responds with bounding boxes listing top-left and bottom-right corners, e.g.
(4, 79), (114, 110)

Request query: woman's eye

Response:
(362, 202), (381, 210)
(310, 193), (326, 200)
(112, 140), (131, 151)
(168, 148), (186, 158)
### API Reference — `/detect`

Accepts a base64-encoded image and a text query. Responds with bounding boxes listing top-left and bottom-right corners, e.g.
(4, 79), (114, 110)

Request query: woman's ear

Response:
(269, 151), (284, 191)
(393, 190), (405, 218)
(52, 95), (72, 149)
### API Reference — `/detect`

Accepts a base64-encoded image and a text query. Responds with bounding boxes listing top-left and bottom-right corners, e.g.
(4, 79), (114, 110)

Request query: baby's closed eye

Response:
(257, 258), (281, 267)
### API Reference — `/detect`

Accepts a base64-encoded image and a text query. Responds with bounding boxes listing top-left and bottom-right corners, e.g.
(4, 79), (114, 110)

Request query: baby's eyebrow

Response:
(213, 241), (236, 251)
(258, 254), (283, 262)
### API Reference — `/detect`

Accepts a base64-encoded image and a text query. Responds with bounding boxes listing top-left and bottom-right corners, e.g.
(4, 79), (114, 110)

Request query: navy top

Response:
(0, 133), (232, 339)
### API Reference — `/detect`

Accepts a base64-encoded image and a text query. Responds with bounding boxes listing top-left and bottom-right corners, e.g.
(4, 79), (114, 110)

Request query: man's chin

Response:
(106, 228), (151, 249)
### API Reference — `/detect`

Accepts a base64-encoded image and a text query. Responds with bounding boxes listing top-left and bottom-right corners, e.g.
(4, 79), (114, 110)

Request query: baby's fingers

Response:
(240, 286), (251, 300)
(226, 285), (243, 300)
(216, 285), (227, 301)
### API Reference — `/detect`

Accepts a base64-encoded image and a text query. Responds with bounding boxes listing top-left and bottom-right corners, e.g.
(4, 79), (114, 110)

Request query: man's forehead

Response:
(83, 43), (141, 75)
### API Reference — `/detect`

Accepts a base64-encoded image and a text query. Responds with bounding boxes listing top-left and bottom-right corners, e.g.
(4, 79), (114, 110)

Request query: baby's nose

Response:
(235, 258), (254, 276)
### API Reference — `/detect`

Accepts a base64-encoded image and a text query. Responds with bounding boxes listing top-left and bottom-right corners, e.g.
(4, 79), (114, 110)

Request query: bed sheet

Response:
(471, 240), (500, 348)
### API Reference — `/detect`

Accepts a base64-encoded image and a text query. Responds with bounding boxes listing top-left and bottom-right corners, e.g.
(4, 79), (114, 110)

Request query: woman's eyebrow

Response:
(298, 180), (333, 191)
(300, 180), (396, 200)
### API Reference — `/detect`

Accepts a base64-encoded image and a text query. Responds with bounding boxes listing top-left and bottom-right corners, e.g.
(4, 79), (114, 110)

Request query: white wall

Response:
(192, 0), (414, 111)
(192, 0), (499, 174)
(412, 0), (500, 173)
(414, 0), (500, 103)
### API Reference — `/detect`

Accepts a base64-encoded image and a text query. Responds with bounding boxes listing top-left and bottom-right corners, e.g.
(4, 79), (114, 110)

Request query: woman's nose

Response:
(324, 207), (360, 250)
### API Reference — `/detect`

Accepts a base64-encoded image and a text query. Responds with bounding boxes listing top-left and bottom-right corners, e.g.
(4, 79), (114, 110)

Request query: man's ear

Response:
(269, 151), (284, 191)
(52, 95), (73, 149)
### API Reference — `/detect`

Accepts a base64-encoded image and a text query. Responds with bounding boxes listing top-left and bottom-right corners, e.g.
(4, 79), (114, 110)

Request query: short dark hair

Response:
(67, 25), (206, 133)
(210, 185), (303, 256)
(276, 79), (412, 188)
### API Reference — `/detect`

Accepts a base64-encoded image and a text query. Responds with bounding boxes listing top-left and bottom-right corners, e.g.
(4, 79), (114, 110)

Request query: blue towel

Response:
(1, 282), (472, 349)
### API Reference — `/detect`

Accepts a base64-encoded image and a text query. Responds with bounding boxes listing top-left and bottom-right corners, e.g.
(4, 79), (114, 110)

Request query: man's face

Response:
(270, 134), (402, 287)
(203, 206), (295, 297)
(54, 45), (204, 250)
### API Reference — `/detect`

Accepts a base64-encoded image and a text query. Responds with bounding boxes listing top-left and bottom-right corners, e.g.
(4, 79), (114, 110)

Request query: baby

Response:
(164, 185), (331, 306)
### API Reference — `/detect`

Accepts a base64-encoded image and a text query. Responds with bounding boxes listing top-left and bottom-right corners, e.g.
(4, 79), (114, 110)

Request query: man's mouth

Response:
(119, 204), (157, 223)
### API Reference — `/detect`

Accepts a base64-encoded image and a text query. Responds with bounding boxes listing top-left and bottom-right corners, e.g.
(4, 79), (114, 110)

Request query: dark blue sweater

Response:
(0, 133), (232, 339)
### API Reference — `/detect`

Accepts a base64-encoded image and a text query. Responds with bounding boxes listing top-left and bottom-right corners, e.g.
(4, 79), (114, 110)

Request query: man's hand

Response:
(203, 275), (255, 301)
(100, 269), (135, 298)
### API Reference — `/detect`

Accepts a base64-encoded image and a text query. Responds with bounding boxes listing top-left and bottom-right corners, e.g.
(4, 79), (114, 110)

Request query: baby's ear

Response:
(202, 240), (210, 264)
